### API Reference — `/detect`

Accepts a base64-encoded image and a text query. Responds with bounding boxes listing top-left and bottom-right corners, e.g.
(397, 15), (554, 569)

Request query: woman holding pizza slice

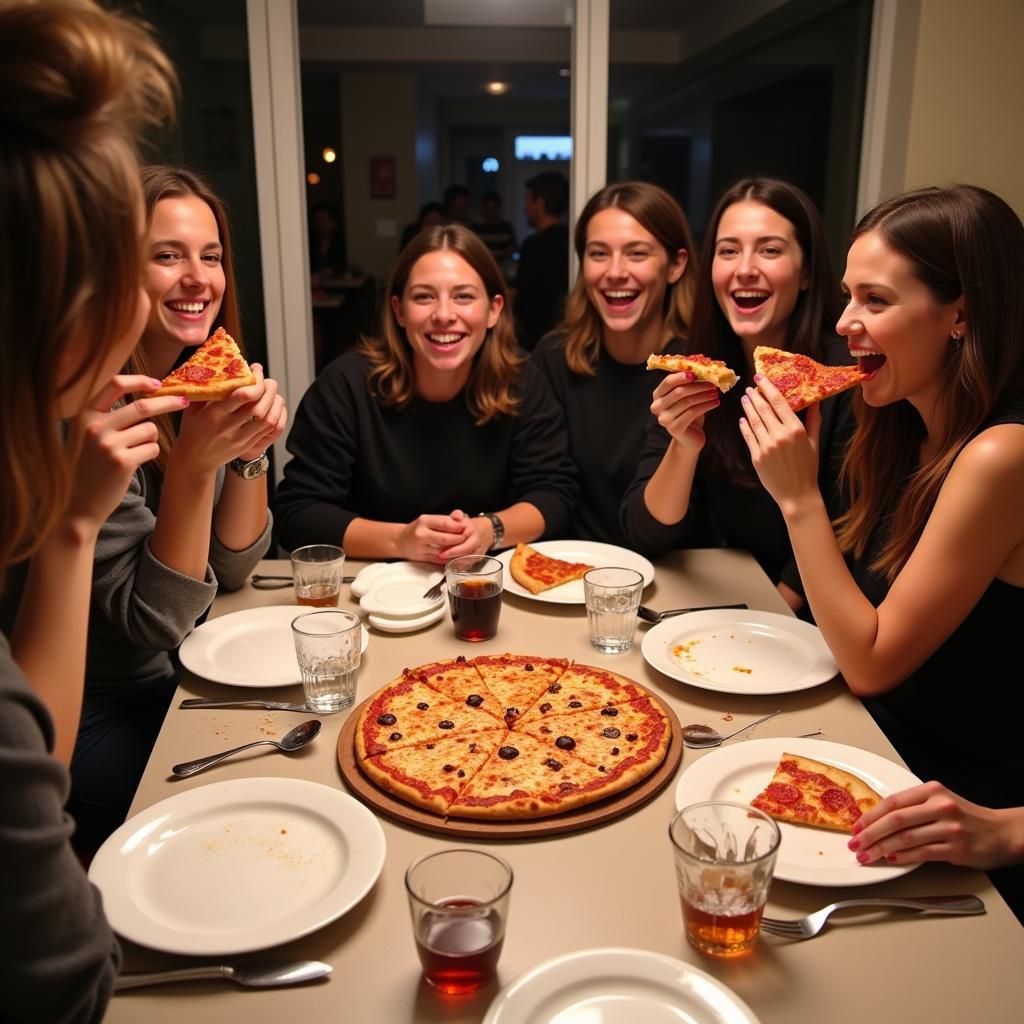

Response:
(60, 166), (288, 857)
(531, 181), (698, 549)
(0, 1), (179, 1016)
(739, 184), (1024, 920)
(273, 224), (576, 561)
(622, 178), (855, 610)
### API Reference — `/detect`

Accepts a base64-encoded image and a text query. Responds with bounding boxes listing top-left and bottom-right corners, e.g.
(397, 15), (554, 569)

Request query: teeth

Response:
(733, 291), (768, 299)
(168, 301), (205, 313)
(605, 291), (638, 299)
(429, 334), (461, 344)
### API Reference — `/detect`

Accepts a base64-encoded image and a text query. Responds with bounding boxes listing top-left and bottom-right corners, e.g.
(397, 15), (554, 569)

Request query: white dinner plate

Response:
(89, 777), (386, 955)
(350, 561), (442, 599)
(179, 605), (369, 688)
(368, 604), (446, 634)
(496, 540), (655, 605)
(483, 947), (760, 1024)
(674, 737), (923, 886)
(359, 577), (444, 619)
(641, 610), (838, 695)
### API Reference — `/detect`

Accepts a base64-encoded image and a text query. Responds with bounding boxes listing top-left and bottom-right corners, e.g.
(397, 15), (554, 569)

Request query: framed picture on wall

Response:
(370, 156), (396, 198)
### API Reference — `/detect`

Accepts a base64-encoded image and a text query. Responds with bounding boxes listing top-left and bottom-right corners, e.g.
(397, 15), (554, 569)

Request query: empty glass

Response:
(583, 566), (643, 654)
(290, 609), (361, 712)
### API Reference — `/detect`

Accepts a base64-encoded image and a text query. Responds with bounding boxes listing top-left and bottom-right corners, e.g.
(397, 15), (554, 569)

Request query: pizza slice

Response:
(518, 695), (670, 774)
(750, 752), (883, 833)
(517, 662), (646, 724)
(471, 653), (568, 726)
(354, 675), (499, 759)
(447, 732), (629, 820)
(151, 327), (256, 401)
(752, 345), (864, 412)
(646, 353), (738, 392)
(509, 543), (594, 595)
(414, 656), (506, 723)
(360, 728), (506, 815)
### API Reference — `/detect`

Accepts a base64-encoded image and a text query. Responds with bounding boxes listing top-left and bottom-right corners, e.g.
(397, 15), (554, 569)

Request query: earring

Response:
(951, 329), (964, 347)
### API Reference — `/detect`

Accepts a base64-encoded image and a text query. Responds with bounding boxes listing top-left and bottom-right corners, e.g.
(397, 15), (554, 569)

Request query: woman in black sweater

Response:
(274, 224), (576, 562)
(532, 182), (697, 550)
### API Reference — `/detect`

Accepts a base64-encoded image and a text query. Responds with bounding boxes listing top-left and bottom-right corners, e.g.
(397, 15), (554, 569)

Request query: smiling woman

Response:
(273, 224), (577, 563)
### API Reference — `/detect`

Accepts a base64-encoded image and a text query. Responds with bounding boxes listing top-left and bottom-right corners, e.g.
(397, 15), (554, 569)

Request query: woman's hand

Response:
(398, 510), (480, 563)
(737, 376), (821, 515)
(173, 364), (287, 475)
(650, 372), (721, 452)
(64, 375), (186, 530)
(850, 781), (1024, 871)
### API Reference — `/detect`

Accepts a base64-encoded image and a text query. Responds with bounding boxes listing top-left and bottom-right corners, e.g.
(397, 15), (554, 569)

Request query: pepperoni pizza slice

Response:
(646, 353), (738, 392)
(750, 752), (883, 833)
(753, 346), (864, 412)
(509, 543), (593, 595)
(151, 327), (256, 400)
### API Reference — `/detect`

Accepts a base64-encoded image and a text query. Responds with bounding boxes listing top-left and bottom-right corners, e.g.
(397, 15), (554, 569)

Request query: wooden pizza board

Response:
(336, 686), (683, 839)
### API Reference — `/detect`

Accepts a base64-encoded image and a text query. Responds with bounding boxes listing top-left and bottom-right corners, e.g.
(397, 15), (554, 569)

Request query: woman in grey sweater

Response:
(0, 3), (179, 1020)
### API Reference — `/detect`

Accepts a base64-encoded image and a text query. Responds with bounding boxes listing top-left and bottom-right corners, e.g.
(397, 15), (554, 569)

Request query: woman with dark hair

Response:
(0, 1), (178, 1017)
(739, 184), (1024, 918)
(274, 224), (576, 561)
(623, 178), (852, 603)
(67, 166), (287, 856)
(532, 181), (696, 549)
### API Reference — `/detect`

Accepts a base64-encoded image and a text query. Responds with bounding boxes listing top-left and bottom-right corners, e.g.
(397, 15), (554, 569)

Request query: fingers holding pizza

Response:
(650, 373), (722, 451)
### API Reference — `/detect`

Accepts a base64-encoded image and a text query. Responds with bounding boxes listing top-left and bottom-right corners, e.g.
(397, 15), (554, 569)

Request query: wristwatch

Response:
(228, 452), (269, 480)
(477, 512), (505, 552)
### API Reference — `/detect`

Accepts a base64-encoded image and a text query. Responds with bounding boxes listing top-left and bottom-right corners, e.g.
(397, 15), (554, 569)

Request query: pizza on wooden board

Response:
(509, 543), (594, 595)
(646, 353), (739, 392)
(752, 346), (864, 412)
(750, 752), (883, 833)
(151, 327), (256, 400)
(355, 654), (671, 820)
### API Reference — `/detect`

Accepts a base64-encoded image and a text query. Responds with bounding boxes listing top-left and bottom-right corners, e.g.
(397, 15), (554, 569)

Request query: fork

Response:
(422, 578), (445, 601)
(637, 602), (747, 624)
(760, 894), (985, 940)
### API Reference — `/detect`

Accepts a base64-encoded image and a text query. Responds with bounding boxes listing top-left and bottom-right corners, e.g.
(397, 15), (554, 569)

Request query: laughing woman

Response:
(273, 224), (576, 561)
(68, 166), (287, 855)
(532, 181), (696, 549)
(739, 185), (1024, 918)
(622, 178), (853, 603)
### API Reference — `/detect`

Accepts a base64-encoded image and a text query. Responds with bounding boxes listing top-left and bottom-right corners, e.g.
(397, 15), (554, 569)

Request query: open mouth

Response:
(603, 290), (639, 308)
(426, 333), (463, 347)
(853, 352), (887, 378)
(732, 290), (769, 311)
(165, 300), (209, 318)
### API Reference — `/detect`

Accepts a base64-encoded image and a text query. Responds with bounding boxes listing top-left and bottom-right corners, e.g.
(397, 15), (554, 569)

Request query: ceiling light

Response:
(307, 172), (321, 186)
(322, 147), (337, 163)
(485, 81), (510, 96)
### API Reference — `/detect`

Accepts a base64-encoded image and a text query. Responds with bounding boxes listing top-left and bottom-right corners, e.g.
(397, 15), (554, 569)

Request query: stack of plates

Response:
(351, 562), (446, 634)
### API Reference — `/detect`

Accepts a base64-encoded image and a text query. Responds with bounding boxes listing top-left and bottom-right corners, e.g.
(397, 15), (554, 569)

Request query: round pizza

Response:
(354, 654), (672, 820)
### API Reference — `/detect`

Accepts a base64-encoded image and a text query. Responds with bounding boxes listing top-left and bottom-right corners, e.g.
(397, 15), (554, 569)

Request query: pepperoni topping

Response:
(765, 782), (801, 804)
(225, 357), (245, 378)
(177, 364), (216, 383)
(821, 787), (856, 810)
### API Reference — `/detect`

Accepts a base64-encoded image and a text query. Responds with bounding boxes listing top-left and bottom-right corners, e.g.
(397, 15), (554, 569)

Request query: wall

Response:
(340, 73), (419, 280)
(902, 0), (1024, 215)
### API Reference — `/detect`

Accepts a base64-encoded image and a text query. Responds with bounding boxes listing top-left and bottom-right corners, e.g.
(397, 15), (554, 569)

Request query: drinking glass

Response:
(291, 544), (345, 607)
(583, 567), (643, 654)
(669, 801), (781, 957)
(445, 555), (503, 642)
(290, 609), (361, 713)
(405, 849), (513, 994)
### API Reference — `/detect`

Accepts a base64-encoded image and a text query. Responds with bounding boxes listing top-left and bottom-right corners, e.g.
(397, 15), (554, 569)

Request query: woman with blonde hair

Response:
(65, 165), (286, 856)
(532, 181), (696, 549)
(275, 224), (576, 560)
(0, 0), (179, 1017)
(739, 184), (1024, 919)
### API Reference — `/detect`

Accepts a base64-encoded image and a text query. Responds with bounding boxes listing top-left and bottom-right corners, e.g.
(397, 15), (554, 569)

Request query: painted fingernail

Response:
(684, 372), (694, 382)
(754, 373), (764, 382)
(886, 854), (898, 863)
(149, 378), (163, 387)
(741, 394), (749, 403)
(851, 821), (863, 835)
(177, 396), (190, 405)
(856, 851), (870, 863)
(848, 838), (860, 851)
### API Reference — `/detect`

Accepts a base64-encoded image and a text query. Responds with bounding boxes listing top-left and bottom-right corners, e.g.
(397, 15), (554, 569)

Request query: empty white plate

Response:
(360, 577), (444, 619)
(368, 604), (446, 634)
(350, 561), (441, 599)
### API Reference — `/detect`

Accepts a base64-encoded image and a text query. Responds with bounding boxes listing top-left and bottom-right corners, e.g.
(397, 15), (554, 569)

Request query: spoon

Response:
(114, 959), (332, 991)
(682, 710), (782, 749)
(171, 719), (322, 777)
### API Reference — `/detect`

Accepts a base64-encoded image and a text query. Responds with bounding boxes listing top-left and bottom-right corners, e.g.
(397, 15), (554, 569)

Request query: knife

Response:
(114, 959), (332, 991)
(180, 697), (313, 712)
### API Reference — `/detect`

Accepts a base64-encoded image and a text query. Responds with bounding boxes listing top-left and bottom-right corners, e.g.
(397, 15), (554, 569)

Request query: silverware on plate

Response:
(114, 959), (332, 990)
(180, 698), (312, 712)
(760, 895), (985, 940)
(638, 602), (748, 624)
(422, 578), (445, 601)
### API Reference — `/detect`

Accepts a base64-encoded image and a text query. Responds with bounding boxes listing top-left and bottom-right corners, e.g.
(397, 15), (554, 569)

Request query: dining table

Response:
(102, 549), (1024, 1023)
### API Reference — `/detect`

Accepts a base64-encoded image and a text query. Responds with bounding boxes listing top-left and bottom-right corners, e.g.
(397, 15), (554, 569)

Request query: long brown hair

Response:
(361, 224), (522, 424)
(560, 181), (696, 375)
(0, 0), (176, 572)
(135, 165), (244, 467)
(835, 185), (1024, 579)
(692, 178), (840, 483)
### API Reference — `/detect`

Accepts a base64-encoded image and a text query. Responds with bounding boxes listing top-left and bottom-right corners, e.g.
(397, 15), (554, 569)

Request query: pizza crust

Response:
(646, 353), (739, 392)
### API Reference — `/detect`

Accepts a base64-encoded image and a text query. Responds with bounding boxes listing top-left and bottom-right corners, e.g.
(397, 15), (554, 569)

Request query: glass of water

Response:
(583, 567), (644, 654)
(291, 609), (361, 713)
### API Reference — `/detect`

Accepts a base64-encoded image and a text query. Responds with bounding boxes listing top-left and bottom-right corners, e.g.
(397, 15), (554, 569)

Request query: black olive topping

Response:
(559, 782), (575, 792)
(457, 769), (465, 778)
(545, 758), (563, 771)
(498, 745), (520, 760)
(425, 743), (435, 749)
(416, 702), (429, 711)
(600, 707), (619, 717)
(442, 764), (455, 773)
(388, 732), (402, 741)
(438, 720), (455, 730)
(555, 736), (576, 750)
(505, 707), (520, 718)
(539, 702), (552, 713)
(524, 663), (534, 671)
(376, 714), (397, 726)
(598, 765), (606, 773)
(548, 682), (562, 693)
(456, 655), (467, 663)
(466, 694), (484, 708)
(602, 727), (621, 739)
(568, 700), (583, 709)
(625, 733), (638, 742)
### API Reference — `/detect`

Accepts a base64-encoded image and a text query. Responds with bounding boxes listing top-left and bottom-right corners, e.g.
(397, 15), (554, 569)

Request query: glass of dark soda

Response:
(445, 555), (503, 642)
(405, 849), (513, 994)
